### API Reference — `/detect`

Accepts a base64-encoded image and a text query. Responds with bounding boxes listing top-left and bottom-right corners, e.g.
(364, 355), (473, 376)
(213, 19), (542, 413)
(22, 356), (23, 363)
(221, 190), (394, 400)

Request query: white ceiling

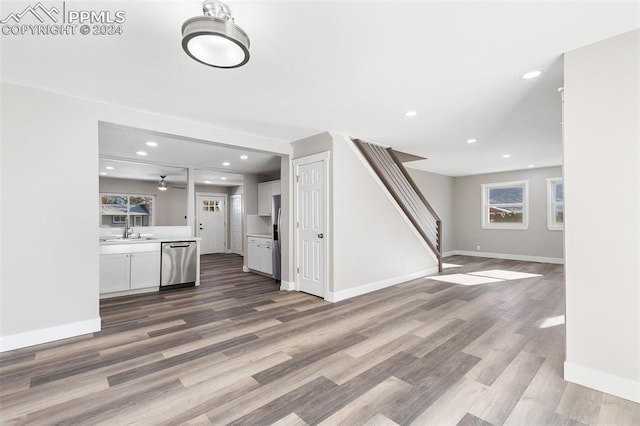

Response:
(98, 122), (280, 185)
(2, 1), (639, 176)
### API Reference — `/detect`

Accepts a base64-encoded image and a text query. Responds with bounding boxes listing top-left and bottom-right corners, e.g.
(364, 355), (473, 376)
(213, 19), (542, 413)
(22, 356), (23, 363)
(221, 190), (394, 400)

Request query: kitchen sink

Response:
(100, 237), (156, 242)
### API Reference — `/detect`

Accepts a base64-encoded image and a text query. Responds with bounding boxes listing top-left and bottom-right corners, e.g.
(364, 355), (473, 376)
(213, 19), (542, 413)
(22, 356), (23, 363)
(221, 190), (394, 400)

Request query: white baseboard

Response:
(280, 280), (295, 291)
(242, 265), (250, 273)
(327, 267), (439, 303)
(0, 317), (101, 352)
(565, 361), (640, 403)
(449, 250), (564, 265)
(442, 250), (457, 257)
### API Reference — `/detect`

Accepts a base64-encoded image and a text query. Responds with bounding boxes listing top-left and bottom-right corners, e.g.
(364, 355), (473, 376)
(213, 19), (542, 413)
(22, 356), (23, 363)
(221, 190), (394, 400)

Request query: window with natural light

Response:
(100, 193), (155, 227)
(481, 180), (529, 229)
(547, 178), (564, 230)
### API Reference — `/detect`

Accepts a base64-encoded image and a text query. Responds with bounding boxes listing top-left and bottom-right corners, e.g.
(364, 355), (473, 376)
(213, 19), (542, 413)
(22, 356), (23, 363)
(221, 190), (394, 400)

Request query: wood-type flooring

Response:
(1, 254), (638, 425)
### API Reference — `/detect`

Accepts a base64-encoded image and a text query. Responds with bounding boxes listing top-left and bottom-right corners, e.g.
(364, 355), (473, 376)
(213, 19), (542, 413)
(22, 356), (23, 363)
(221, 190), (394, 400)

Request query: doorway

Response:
(294, 152), (330, 298)
(196, 193), (227, 254)
(230, 194), (243, 255)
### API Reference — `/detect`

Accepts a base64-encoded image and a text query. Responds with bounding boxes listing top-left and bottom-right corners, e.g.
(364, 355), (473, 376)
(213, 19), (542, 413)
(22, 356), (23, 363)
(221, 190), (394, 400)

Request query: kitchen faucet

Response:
(122, 216), (132, 239)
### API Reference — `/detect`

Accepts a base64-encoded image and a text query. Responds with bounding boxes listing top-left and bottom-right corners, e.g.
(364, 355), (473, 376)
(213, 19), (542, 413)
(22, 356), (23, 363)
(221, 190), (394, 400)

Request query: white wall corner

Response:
(280, 280), (296, 291)
(0, 317), (101, 352)
(451, 250), (564, 265)
(565, 361), (640, 403)
(326, 267), (439, 303)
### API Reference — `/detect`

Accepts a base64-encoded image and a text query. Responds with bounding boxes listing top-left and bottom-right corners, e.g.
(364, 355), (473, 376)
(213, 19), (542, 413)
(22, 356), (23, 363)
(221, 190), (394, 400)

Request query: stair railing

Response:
(353, 138), (443, 272)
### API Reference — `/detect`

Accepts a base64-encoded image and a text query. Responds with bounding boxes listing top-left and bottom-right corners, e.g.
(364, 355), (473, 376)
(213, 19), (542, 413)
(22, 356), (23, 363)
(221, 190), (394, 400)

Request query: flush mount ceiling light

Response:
(222, 161), (230, 166)
(158, 175), (168, 191)
(146, 141), (158, 147)
(182, 0), (250, 69)
(240, 155), (248, 160)
(404, 111), (417, 117)
(467, 138), (477, 144)
(136, 151), (148, 156)
(520, 70), (543, 80)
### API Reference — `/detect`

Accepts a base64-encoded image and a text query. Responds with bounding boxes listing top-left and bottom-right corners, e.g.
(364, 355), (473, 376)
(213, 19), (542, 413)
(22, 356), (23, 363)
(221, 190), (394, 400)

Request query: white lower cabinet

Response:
(260, 240), (273, 275)
(247, 236), (272, 275)
(99, 253), (130, 293)
(99, 243), (160, 295)
(130, 252), (161, 290)
(247, 238), (261, 271)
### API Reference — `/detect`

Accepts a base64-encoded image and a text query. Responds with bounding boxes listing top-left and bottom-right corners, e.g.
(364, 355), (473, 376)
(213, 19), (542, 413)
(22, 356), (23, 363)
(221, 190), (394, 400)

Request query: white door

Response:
(197, 194), (226, 255)
(295, 155), (327, 298)
(230, 194), (243, 255)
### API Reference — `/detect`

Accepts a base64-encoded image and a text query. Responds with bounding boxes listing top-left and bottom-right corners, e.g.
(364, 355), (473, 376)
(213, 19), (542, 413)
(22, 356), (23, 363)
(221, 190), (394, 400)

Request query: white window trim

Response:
(547, 177), (564, 231)
(481, 180), (529, 230)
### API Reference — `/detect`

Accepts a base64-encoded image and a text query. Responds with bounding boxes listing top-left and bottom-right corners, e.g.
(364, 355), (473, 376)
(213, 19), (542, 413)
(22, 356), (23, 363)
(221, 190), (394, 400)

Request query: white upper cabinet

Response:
(257, 180), (280, 216)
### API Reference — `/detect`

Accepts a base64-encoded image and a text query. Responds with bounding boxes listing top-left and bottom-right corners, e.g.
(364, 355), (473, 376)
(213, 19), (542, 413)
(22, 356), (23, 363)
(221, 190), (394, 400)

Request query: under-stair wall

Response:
(291, 132), (439, 302)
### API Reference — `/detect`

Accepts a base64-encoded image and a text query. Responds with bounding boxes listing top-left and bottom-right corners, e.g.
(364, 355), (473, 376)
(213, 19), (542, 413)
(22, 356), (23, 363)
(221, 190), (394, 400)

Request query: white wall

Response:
(407, 168), (455, 254)
(451, 167), (564, 262)
(332, 134), (439, 298)
(564, 30), (640, 402)
(0, 83), (290, 351)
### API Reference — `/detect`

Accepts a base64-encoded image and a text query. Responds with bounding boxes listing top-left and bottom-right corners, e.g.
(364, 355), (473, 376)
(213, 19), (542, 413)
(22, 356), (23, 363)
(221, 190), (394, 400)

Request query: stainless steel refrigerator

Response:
(272, 194), (281, 282)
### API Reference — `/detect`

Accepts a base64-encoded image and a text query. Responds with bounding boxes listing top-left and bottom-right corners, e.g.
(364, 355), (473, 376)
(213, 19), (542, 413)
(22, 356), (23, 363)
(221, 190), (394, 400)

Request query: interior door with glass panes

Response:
(197, 194), (226, 254)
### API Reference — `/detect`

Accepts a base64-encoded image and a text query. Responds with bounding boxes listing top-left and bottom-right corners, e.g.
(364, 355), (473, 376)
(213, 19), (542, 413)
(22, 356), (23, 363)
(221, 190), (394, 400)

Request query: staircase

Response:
(353, 138), (443, 272)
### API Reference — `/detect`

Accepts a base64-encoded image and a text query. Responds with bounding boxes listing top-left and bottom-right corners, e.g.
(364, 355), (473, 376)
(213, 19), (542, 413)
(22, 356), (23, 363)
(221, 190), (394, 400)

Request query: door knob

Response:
(318, 233), (324, 239)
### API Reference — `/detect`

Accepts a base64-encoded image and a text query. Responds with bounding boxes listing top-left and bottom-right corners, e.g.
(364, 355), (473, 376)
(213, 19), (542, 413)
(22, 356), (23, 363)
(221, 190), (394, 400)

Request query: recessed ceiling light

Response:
(221, 177), (227, 180)
(520, 70), (543, 80)
(99, 172), (107, 175)
(146, 141), (158, 147)
(105, 166), (115, 170)
(528, 164), (535, 168)
(222, 162), (230, 166)
(467, 138), (477, 144)
(240, 155), (248, 160)
(404, 111), (417, 117)
(502, 154), (511, 158)
(204, 180), (212, 184)
(136, 151), (148, 156)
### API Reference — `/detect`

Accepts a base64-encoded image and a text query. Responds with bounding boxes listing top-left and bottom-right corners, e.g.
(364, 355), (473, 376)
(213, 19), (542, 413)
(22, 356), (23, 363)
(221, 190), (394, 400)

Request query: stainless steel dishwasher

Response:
(161, 241), (197, 289)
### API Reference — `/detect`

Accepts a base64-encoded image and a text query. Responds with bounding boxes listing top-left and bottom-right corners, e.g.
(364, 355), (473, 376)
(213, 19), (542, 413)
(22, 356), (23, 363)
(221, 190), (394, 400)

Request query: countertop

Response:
(247, 233), (272, 239)
(99, 236), (201, 245)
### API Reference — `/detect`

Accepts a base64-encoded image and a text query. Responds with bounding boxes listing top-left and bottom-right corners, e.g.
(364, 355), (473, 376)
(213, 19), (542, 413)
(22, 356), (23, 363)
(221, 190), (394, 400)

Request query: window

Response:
(100, 193), (155, 228)
(547, 178), (564, 230)
(481, 181), (529, 229)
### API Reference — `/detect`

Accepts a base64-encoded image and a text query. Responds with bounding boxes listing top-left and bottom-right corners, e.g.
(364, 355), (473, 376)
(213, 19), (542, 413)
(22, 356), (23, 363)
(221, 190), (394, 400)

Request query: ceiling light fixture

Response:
(467, 138), (477, 144)
(520, 70), (543, 80)
(158, 176), (168, 191)
(528, 164), (535, 168)
(222, 161), (230, 166)
(502, 154), (511, 158)
(136, 151), (148, 156)
(204, 180), (212, 184)
(105, 166), (115, 170)
(182, 0), (250, 69)
(240, 155), (248, 160)
(146, 141), (158, 147)
(100, 172), (107, 176)
(221, 177), (227, 180)
(404, 111), (417, 117)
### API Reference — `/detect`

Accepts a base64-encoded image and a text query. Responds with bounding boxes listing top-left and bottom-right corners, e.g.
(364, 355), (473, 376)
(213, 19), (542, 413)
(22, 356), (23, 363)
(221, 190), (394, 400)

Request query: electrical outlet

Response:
(476, 245), (481, 251)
